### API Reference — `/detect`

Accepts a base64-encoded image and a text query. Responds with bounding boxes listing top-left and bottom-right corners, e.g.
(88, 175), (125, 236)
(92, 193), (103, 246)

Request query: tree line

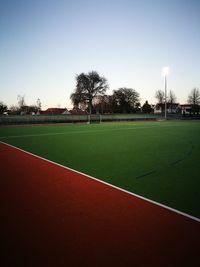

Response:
(1, 70), (200, 115)
(70, 71), (200, 114)
(0, 96), (41, 115)
(70, 71), (148, 114)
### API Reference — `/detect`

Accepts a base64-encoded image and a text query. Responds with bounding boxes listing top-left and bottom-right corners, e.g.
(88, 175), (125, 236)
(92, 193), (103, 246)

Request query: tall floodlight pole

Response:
(162, 67), (169, 120)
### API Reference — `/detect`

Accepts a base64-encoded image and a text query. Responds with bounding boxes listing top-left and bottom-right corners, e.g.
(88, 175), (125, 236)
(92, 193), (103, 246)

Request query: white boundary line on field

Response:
(1, 141), (200, 223)
(0, 126), (158, 139)
(0, 123), (187, 140)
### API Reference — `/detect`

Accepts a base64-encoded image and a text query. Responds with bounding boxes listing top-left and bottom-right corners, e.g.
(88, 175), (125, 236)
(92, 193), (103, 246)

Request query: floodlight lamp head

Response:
(162, 66), (169, 77)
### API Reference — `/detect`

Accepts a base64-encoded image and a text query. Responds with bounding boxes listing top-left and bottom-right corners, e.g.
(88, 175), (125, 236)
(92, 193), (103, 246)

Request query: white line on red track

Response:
(1, 140), (200, 223)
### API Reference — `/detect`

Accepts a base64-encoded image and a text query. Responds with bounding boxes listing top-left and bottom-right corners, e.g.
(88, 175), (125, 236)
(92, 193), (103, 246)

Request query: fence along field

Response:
(0, 120), (200, 219)
(0, 113), (162, 125)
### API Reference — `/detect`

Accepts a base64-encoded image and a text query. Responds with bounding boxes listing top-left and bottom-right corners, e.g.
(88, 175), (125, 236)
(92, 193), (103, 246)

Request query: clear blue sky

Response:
(0, 0), (200, 109)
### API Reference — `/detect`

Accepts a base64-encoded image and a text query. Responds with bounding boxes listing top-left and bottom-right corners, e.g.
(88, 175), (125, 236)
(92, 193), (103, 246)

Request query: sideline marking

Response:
(1, 141), (200, 223)
(0, 123), (187, 140)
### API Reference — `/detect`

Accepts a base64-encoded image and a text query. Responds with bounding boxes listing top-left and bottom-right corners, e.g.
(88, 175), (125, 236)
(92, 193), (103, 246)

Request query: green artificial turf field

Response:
(0, 120), (200, 218)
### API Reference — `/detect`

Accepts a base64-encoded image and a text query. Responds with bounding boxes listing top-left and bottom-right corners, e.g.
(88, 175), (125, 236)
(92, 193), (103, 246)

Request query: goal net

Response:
(88, 114), (102, 124)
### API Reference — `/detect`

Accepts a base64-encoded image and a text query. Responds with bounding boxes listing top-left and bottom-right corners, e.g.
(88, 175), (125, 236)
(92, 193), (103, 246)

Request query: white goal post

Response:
(88, 114), (102, 124)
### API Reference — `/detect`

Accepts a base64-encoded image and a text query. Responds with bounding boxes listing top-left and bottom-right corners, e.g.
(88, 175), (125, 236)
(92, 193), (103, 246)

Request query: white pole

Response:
(162, 67), (169, 120)
(165, 74), (167, 119)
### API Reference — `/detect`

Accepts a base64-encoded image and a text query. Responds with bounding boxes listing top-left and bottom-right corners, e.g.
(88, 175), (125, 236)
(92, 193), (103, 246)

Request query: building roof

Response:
(155, 103), (180, 109)
(41, 108), (68, 115)
(69, 107), (88, 115)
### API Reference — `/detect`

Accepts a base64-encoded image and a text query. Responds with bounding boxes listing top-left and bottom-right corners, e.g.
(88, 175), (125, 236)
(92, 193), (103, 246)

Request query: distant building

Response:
(180, 104), (192, 115)
(19, 105), (38, 115)
(69, 107), (89, 115)
(154, 103), (180, 114)
(41, 108), (70, 115)
(180, 104), (200, 115)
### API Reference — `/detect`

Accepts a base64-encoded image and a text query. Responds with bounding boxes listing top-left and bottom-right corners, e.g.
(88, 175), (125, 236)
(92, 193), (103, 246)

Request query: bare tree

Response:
(155, 90), (165, 104)
(93, 95), (114, 114)
(70, 71), (108, 114)
(70, 87), (86, 108)
(17, 95), (26, 108)
(10, 105), (20, 115)
(168, 90), (177, 113)
(187, 88), (200, 105)
(36, 98), (42, 112)
(187, 88), (200, 115)
(17, 95), (28, 114)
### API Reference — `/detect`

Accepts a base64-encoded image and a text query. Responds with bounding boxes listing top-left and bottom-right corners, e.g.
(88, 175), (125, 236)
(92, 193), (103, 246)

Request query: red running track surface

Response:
(0, 142), (199, 267)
